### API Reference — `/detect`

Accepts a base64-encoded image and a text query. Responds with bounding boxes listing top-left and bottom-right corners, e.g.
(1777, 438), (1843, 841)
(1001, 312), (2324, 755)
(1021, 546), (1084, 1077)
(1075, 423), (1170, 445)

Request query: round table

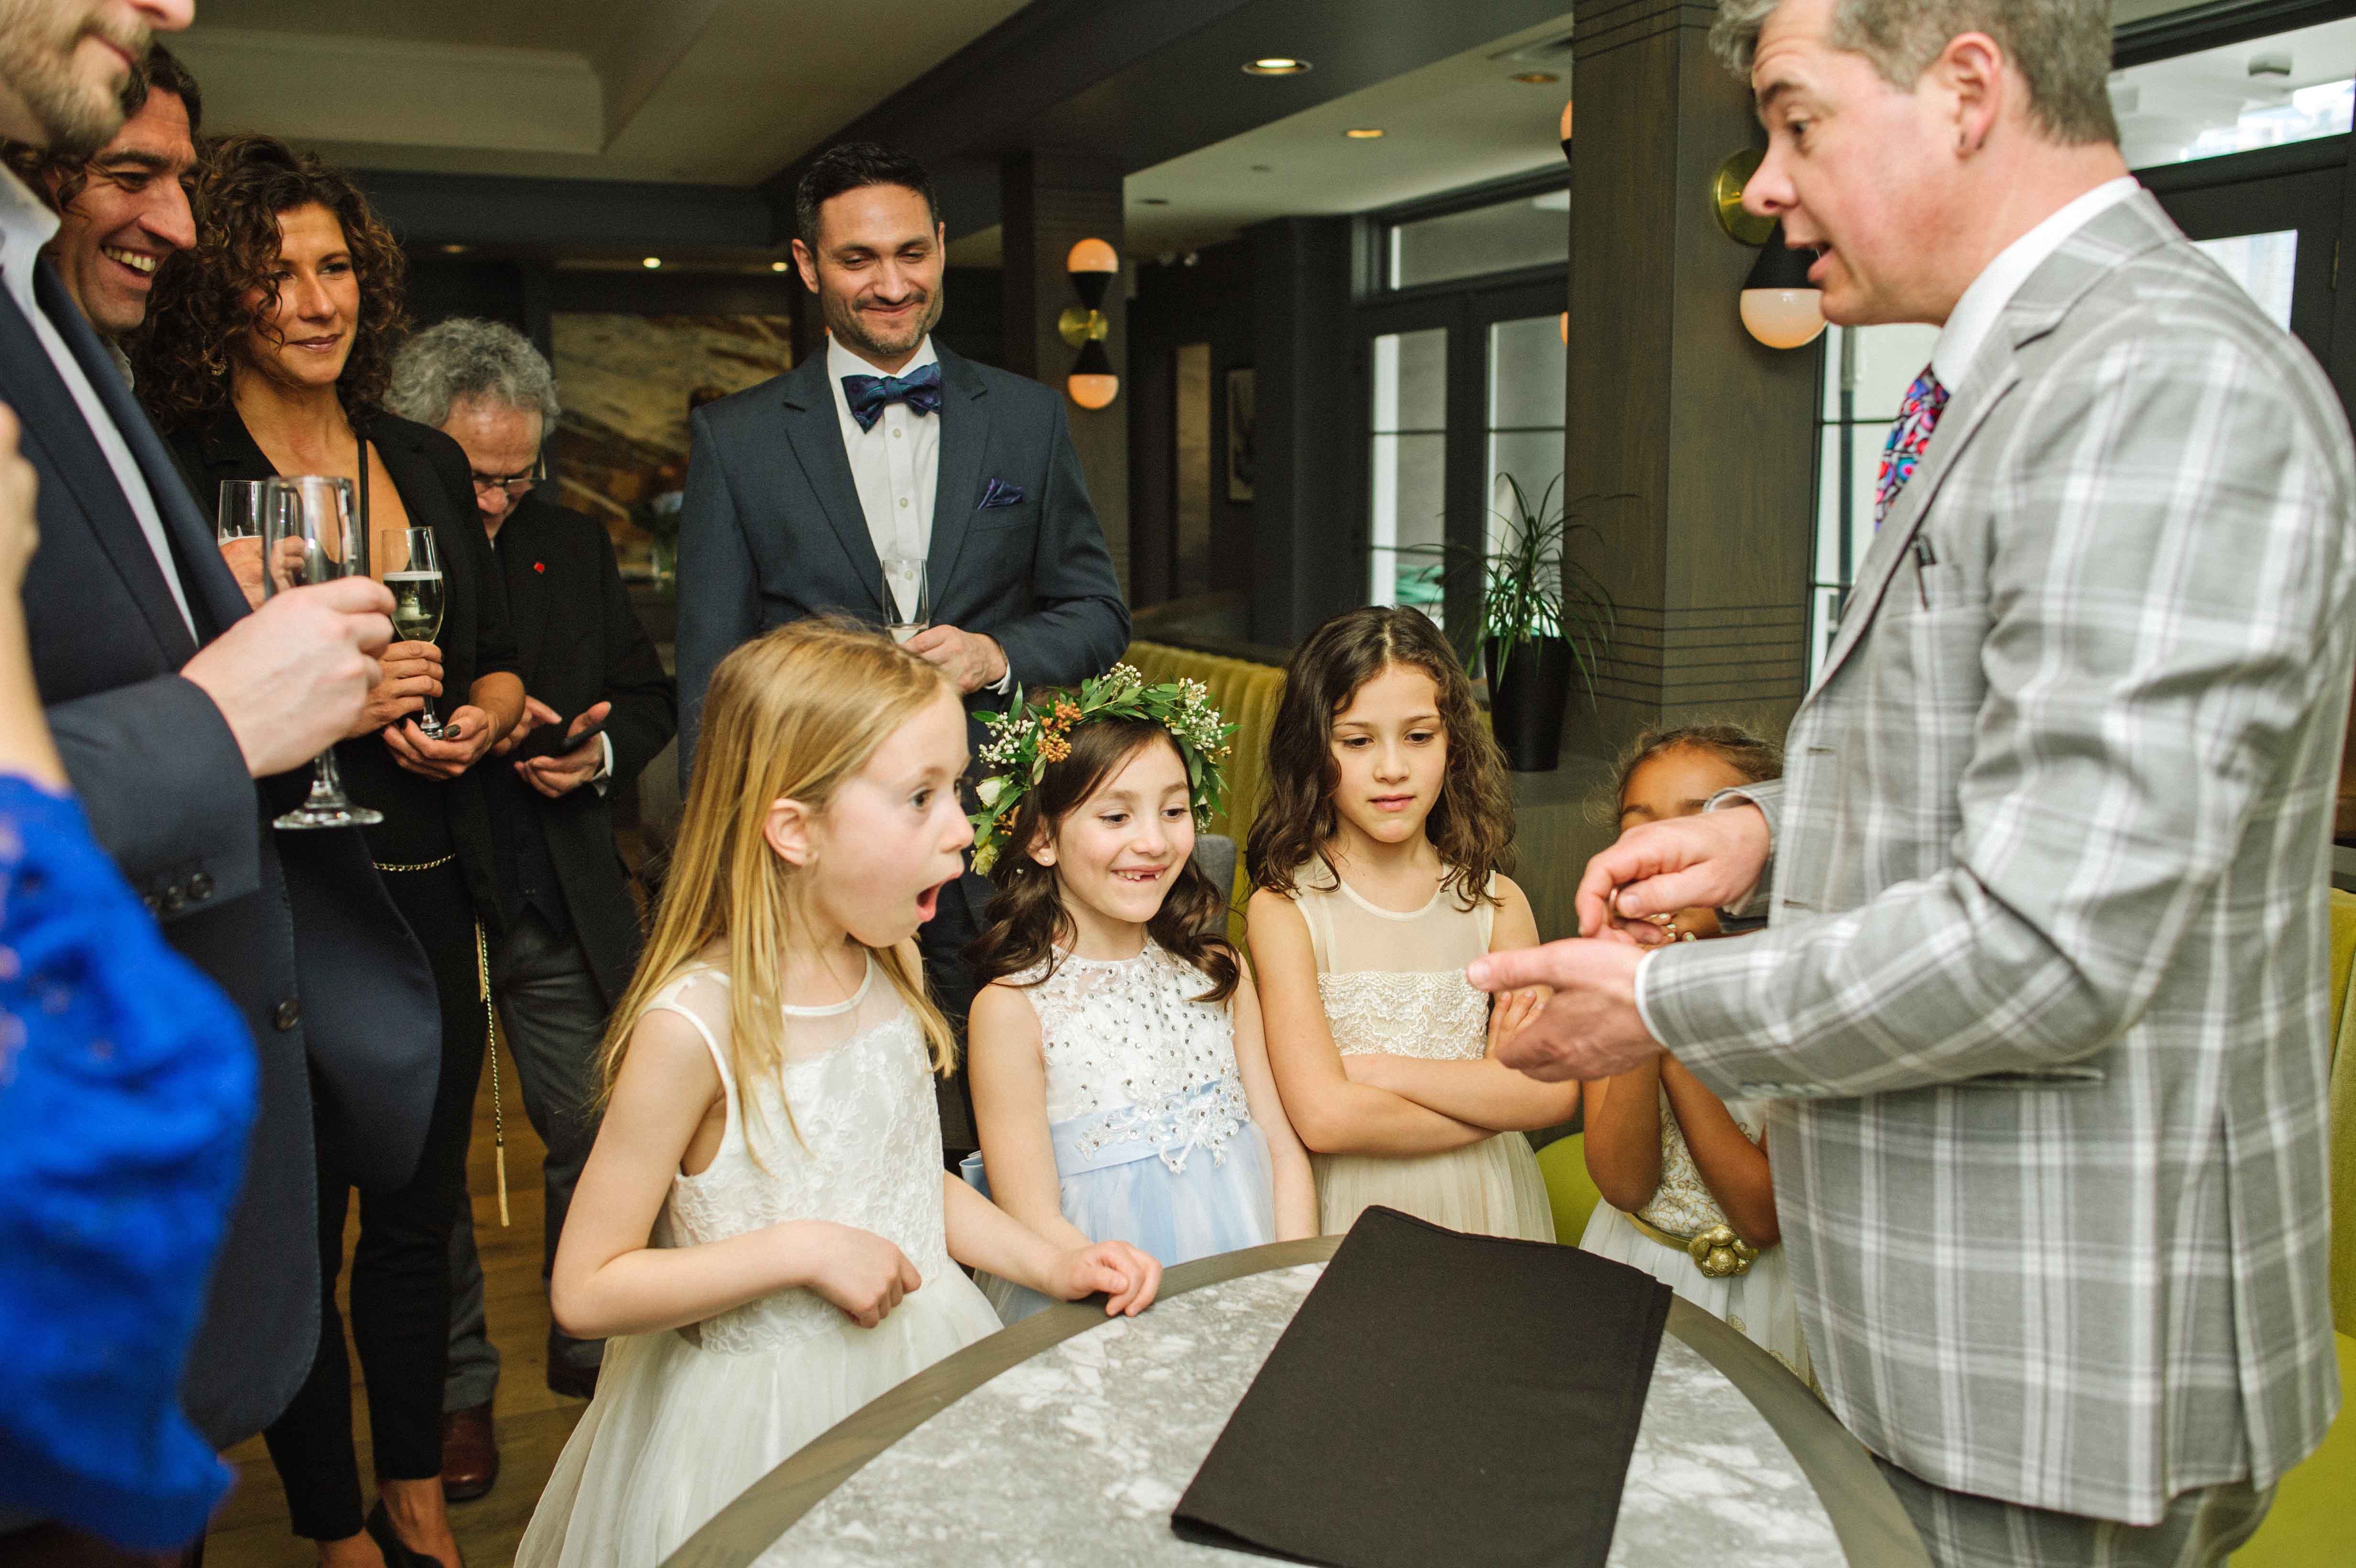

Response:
(665, 1238), (1931, 1567)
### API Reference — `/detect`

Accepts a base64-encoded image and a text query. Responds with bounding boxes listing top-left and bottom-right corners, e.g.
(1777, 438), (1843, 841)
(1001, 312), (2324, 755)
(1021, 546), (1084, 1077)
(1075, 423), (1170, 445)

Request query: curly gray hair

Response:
(385, 316), (561, 429)
(1710, 0), (2117, 147)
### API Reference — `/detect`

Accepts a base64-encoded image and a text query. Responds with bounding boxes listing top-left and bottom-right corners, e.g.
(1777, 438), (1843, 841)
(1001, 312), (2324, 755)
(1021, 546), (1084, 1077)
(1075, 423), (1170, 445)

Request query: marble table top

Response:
(756, 1262), (1846, 1566)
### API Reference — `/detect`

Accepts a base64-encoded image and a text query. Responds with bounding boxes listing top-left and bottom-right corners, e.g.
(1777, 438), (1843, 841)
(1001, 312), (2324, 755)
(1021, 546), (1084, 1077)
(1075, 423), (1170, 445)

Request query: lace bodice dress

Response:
(1293, 866), (1555, 1242)
(1576, 1088), (1811, 1382)
(963, 941), (1276, 1321)
(518, 957), (1002, 1566)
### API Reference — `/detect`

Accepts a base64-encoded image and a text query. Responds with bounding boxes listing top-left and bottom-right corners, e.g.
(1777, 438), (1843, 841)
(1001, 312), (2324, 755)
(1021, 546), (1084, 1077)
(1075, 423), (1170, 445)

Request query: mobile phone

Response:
(516, 715), (609, 761)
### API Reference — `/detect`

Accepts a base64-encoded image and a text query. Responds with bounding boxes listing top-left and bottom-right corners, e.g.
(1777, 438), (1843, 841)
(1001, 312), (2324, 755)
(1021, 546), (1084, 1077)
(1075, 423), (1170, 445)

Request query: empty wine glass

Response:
(215, 478), (265, 542)
(262, 475), (382, 830)
(883, 551), (929, 645)
(378, 526), (447, 740)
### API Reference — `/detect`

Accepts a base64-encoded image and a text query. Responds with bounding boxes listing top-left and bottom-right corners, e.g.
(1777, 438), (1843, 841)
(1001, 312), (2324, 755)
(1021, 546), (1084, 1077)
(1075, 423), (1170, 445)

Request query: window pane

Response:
(2192, 230), (2298, 332)
(1488, 314), (1566, 431)
(1486, 431), (1562, 555)
(2112, 18), (2356, 168)
(1391, 187), (1569, 289)
(1820, 322), (1942, 422)
(1370, 327), (1448, 614)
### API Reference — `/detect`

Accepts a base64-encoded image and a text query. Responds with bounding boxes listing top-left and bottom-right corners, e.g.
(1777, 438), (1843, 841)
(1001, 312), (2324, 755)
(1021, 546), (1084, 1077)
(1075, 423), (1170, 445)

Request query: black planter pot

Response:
(1483, 635), (1574, 772)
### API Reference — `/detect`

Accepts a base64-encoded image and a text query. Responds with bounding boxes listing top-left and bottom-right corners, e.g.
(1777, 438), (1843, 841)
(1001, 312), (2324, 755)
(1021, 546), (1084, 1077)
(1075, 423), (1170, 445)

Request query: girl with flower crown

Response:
(962, 668), (1319, 1321)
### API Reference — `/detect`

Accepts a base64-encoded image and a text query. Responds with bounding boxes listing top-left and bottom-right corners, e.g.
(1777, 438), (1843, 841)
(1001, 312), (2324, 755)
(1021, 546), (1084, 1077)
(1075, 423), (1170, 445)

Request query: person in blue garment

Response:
(0, 388), (259, 1554)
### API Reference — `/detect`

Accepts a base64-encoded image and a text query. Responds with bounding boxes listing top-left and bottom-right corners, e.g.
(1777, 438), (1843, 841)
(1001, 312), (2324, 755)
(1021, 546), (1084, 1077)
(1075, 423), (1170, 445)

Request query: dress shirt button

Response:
(892, 428), (903, 438)
(898, 497), (909, 508)
(273, 998), (301, 1032)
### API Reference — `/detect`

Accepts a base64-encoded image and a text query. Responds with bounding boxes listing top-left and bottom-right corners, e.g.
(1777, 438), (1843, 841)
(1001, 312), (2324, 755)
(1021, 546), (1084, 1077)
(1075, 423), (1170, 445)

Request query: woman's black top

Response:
(171, 406), (519, 907)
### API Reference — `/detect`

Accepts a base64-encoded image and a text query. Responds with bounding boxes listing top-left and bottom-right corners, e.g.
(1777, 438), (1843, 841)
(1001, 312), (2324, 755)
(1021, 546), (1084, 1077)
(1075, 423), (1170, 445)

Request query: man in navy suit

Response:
(0, 4), (440, 1554)
(676, 142), (1128, 1149)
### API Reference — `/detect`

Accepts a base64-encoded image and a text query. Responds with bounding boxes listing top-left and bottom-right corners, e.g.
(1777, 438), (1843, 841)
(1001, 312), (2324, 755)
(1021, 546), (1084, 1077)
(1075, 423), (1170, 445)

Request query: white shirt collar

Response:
(1932, 177), (2140, 396)
(826, 333), (938, 386)
(0, 164), (60, 312)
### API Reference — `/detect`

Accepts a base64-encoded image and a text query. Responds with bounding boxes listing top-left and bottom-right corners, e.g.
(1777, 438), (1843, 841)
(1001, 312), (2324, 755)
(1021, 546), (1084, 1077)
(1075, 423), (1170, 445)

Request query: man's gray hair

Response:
(1710, 0), (2119, 146)
(386, 317), (562, 429)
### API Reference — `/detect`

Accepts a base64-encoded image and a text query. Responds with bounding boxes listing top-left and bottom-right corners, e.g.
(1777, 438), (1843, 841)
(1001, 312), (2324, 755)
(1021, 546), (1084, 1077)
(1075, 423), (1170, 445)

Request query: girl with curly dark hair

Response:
(134, 133), (524, 1568)
(1244, 606), (1576, 1241)
(963, 708), (1315, 1320)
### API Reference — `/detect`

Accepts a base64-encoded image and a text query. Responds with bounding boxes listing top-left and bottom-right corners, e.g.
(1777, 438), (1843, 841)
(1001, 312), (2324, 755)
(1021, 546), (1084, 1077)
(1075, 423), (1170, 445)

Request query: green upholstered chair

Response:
(2228, 889), (2356, 1566)
(1537, 1133), (1603, 1247)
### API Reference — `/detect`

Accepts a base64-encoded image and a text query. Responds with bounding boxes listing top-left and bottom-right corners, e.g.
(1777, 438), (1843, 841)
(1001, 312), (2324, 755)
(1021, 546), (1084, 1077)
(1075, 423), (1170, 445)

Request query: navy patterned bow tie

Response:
(841, 361), (943, 432)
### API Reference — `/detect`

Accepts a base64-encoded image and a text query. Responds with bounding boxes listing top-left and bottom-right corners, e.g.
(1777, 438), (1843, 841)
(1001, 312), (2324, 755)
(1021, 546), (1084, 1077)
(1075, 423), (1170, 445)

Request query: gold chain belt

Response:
(371, 853), (457, 873)
(1625, 1209), (1762, 1279)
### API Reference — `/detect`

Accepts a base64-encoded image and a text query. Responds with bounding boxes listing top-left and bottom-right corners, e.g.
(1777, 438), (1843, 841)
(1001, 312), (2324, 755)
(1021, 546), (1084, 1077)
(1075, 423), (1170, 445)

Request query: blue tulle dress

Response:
(961, 941), (1276, 1321)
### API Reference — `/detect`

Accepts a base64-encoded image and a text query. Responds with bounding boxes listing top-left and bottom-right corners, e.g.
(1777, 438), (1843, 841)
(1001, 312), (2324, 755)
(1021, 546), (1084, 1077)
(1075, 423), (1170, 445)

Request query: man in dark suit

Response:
(676, 142), (1128, 1149)
(0, 0), (442, 1556)
(388, 316), (676, 1499)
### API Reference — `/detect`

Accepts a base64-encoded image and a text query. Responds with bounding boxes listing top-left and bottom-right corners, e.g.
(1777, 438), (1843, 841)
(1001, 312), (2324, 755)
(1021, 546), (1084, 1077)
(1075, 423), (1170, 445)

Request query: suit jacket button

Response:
(188, 871), (214, 900)
(273, 998), (301, 1032)
(161, 883), (186, 913)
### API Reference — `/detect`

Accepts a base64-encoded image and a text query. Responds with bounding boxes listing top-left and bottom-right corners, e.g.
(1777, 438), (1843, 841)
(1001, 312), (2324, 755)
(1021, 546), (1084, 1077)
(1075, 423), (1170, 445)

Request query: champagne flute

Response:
(262, 475), (382, 831)
(215, 478), (265, 542)
(378, 526), (447, 740)
(883, 551), (929, 645)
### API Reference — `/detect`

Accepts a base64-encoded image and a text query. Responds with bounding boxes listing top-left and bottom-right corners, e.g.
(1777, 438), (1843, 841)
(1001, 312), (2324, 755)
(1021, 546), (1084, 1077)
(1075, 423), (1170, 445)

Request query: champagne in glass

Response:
(262, 475), (382, 830)
(380, 526), (447, 740)
(883, 551), (929, 645)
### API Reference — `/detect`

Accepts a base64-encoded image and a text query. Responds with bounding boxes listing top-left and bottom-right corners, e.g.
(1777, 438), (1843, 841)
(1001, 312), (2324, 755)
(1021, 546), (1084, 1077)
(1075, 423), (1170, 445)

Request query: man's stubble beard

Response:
(0, 0), (142, 160)
(823, 279), (945, 366)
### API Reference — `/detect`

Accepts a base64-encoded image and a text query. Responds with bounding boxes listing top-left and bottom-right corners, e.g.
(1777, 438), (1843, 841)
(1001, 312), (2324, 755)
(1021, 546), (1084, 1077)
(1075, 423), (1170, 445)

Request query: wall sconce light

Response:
(1709, 149), (1824, 349)
(1559, 98), (1573, 158)
(1061, 238), (1121, 410)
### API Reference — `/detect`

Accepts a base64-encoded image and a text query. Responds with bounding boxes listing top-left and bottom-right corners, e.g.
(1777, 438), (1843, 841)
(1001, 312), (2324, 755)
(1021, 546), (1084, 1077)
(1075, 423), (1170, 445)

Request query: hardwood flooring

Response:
(205, 1060), (588, 1567)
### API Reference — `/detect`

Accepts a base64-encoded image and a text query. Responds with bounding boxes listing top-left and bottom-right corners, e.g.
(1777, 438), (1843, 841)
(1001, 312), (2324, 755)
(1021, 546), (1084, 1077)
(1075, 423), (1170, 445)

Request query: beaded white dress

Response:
(1293, 865), (1555, 1242)
(961, 941), (1276, 1321)
(1577, 1089), (1812, 1382)
(516, 957), (1002, 1567)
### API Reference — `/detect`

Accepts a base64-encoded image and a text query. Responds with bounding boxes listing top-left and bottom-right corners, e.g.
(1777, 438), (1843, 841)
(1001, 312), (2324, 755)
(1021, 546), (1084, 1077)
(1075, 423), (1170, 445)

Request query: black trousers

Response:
(262, 860), (485, 1541)
(918, 871), (990, 1156)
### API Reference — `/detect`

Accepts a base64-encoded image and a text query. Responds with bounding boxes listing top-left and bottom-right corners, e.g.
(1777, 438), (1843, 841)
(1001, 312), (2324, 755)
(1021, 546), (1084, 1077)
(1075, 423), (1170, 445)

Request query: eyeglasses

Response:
(470, 460), (545, 498)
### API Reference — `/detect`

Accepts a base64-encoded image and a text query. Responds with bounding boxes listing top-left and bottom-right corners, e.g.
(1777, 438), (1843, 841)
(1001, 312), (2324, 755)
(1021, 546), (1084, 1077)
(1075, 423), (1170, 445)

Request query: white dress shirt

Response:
(0, 165), (193, 638)
(826, 333), (939, 622)
(1629, 177), (2143, 1042)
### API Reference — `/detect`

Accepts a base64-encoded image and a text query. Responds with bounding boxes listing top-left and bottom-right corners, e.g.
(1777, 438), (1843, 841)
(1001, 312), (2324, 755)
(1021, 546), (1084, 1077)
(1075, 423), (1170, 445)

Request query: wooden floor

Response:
(206, 1062), (588, 1567)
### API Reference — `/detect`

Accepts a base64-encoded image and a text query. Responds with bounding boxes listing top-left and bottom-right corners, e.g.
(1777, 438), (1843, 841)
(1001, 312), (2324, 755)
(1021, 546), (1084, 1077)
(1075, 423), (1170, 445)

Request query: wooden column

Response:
(1246, 215), (1361, 647)
(1002, 148), (1130, 595)
(1567, 1), (1822, 752)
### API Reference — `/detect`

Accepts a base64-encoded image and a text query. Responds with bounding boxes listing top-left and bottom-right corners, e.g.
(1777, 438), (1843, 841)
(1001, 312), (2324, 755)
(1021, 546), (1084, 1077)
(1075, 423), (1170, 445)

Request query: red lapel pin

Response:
(533, 561), (545, 573)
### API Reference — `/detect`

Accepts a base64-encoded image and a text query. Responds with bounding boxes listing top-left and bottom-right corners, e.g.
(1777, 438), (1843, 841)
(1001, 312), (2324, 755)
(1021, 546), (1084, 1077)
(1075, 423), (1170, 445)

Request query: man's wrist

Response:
(987, 637), (1012, 693)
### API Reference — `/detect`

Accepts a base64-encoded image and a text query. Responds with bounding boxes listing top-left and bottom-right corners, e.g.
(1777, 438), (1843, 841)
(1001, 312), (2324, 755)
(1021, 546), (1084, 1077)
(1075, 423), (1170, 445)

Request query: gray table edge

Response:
(664, 1235), (1931, 1568)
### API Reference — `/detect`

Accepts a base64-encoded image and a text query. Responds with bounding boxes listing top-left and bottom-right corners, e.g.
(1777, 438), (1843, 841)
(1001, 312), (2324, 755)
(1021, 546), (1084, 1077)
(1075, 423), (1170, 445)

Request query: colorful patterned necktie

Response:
(1875, 366), (1950, 529)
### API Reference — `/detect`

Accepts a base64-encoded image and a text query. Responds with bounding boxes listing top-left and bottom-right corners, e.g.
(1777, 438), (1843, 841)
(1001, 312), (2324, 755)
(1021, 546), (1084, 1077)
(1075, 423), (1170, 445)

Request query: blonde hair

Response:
(599, 619), (960, 1149)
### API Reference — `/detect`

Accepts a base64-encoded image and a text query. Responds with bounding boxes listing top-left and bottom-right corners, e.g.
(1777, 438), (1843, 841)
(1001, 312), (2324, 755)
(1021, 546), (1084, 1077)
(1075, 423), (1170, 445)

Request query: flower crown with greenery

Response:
(969, 664), (1235, 876)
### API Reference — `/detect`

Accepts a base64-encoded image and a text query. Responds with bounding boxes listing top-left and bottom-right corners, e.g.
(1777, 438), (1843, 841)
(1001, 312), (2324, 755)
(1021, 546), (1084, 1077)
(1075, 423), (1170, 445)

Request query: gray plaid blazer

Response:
(1644, 191), (2353, 1524)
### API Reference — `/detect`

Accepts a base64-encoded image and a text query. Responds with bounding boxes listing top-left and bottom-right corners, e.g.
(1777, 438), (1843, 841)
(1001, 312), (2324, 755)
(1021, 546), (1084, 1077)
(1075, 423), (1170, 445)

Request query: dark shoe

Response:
(437, 1403), (499, 1503)
(363, 1502), (443, 1567)
(546, 1330), (602, 1400)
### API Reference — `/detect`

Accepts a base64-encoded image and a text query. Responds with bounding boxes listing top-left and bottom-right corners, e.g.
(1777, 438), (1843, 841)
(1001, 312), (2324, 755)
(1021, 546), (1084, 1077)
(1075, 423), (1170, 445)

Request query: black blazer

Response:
(673, 343), (1129, 783)
(11, 257), (439, 1450)
(175, 407), (521, 923)
(492, 491), (674, 1002)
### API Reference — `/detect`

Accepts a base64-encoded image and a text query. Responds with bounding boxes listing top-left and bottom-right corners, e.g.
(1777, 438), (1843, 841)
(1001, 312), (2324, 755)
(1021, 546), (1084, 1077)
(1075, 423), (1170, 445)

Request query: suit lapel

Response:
(498, 497), (551, 688)
(33, 258), (246, 642)
(777, 354), (884, 611)
(927, 346), (990, 600)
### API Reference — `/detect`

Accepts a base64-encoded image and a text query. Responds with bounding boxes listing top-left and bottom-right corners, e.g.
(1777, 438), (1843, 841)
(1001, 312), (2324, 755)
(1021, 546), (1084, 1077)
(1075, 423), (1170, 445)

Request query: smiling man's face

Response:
(48, 83), (192, 337)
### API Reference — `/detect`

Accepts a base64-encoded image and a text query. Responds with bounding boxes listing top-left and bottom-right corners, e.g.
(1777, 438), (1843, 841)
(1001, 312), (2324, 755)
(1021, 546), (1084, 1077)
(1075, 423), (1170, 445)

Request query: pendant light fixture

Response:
(1739, 222), (1826, 350)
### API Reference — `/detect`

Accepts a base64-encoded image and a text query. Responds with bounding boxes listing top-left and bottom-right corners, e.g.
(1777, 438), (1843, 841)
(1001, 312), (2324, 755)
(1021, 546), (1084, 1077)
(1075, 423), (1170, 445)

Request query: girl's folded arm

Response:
(1659, 1055), (1779, 1246)
(1581, 1063), (1667, 1215)
(1226, 962), (1320, 1240)
(549, 1007), (850, 1339)
(1246, 890), (1489, 1156)
(968, 980), (1098, 1253)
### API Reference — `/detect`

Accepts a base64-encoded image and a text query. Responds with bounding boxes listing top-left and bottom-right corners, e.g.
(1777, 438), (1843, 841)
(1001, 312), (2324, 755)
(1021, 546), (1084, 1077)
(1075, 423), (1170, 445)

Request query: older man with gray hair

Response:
(386, 317), (675, 1501)
(1473, 3), (2352, 1564)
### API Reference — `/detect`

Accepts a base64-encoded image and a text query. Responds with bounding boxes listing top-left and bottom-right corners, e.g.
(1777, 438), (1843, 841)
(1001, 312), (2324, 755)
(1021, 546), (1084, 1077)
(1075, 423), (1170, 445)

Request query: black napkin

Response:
(1171, 1207), (1671, 1568)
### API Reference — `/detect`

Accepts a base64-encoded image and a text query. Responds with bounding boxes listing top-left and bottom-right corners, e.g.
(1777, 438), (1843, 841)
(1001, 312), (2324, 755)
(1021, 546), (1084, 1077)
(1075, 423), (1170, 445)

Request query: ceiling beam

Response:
(355, 167), (774, 252)
(596, 0), (735, 149)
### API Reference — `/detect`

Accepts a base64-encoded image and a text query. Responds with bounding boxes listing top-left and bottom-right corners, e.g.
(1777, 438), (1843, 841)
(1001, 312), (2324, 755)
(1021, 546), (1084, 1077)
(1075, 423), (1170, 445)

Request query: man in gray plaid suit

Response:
(1473, 2), (2354, 1563)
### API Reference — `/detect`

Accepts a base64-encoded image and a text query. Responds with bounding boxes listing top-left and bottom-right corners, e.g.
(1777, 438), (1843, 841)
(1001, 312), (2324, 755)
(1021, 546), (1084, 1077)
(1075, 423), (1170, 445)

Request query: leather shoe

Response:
(546, 1330), (601, 1401)
(438, 1403), (498, 1503)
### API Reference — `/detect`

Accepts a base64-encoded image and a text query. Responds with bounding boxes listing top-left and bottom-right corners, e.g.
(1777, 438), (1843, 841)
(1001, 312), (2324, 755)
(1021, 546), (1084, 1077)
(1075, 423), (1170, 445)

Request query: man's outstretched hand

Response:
(1574, 802), (1771, 942)
(1468, 938), (1658, 1083)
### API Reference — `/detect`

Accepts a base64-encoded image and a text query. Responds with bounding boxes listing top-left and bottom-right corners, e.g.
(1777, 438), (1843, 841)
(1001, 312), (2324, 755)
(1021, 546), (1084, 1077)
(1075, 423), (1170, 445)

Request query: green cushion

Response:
(1537, 1134), (1603, 1246)
(2232, 1332), (2355, 1566)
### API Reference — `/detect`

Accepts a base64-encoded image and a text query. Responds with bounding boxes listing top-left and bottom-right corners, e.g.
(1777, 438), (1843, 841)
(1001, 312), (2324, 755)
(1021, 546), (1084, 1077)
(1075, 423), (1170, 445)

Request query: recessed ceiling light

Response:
(642, 256), (662, 269)
(1512, 71), (1560, 85)
(1344, 128), (1385, 139)
(770, 261), (788, 272)
(438, 242), (469, 255)
(1243, 56), (1309, 76)
(1250, 163), (1274, 173)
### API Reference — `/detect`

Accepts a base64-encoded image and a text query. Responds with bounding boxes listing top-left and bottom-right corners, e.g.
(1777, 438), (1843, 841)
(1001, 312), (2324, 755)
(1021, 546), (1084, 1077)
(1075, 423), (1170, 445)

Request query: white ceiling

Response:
(175, 0), (1032, 185)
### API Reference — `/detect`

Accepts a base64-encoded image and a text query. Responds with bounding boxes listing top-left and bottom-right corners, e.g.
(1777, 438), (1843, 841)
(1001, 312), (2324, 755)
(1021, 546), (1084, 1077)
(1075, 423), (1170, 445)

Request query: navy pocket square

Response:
(979, 478), (1025, 510)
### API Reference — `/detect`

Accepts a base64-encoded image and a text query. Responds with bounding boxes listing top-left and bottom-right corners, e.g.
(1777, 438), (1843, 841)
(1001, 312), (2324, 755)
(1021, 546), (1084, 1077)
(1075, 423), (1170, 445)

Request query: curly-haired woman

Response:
(131, 133), (520, 1568)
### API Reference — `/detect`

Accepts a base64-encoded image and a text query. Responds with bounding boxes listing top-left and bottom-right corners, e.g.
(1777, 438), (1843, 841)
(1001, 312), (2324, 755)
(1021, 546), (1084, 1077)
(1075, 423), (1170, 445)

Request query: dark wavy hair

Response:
(969, 714), (1239, 1004)
(795, 141), (939, 249)
(128, 133), (409, 433)
(1247, 606), (1513, 911)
